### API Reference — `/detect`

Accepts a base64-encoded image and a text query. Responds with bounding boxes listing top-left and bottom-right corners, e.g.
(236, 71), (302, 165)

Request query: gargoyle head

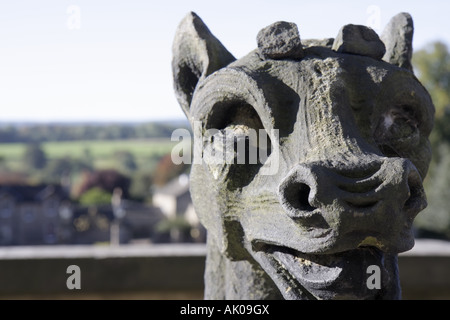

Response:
(172, 12), (434, 299)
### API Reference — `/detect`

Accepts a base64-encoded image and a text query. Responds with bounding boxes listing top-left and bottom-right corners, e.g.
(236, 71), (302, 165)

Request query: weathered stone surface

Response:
(172, 12), (434, 300)
(332, 24), (386, 60)
(381, 12), (414, 71)
(257, 21), (304, 60)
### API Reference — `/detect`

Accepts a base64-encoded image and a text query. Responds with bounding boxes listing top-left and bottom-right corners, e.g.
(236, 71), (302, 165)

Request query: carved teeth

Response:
(257, 21), (304, 60)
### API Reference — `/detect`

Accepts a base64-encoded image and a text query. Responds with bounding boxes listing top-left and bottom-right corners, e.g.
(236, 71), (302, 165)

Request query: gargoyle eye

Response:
(207, 101), (264, 131)
(374, 104), (421, 157)
(384, 105), (418, 135)
(201, 101), (273, 188)
(206, 101), (272, 166)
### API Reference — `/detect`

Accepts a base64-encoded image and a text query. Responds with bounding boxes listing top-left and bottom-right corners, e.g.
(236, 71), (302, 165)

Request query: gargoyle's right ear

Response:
(172, 12), (236, 118)
(381, 12), (414, 72)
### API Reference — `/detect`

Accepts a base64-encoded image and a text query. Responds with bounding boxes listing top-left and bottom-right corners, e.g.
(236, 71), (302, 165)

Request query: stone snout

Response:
(278, 157), (427, 254)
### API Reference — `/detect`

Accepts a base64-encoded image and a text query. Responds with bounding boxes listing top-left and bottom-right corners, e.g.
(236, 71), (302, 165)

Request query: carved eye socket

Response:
(203, 101), (272, 188)
(208, 101), (264, 131)
(374, 105), (420, 157)
(205, 101), (272, 165)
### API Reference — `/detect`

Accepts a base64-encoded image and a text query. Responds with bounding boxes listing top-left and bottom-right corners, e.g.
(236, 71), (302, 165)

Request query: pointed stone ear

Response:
(172, 12), (236, 117)
(381, 12), (414, 71)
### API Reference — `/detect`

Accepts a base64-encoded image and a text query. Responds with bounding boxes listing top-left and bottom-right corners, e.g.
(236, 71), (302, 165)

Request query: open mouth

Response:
(250, 242), (395, 300)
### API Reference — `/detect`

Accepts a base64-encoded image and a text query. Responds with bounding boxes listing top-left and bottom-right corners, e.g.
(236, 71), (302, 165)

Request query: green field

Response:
(0, 139), (181, 171)
(0, 139), (175, 159)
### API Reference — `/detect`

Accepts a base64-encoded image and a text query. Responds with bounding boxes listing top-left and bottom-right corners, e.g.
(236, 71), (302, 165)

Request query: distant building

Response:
(152, 174), (206, 242)
(120, 200), (165, 241)
(153, 174), (192, 220)
(0, 184), (71, 246)
(0, 181), (193, 246)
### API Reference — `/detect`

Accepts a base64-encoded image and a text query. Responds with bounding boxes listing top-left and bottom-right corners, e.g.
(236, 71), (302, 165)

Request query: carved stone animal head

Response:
(172, 12), (434, 299)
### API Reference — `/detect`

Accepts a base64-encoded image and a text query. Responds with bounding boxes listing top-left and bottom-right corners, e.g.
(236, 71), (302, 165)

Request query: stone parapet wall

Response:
(0, 240), (448, 300)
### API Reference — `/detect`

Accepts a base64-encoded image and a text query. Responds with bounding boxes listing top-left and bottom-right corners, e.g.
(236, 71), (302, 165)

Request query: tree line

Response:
(0, 121), (190, 143)
(412, 41), (450, 240)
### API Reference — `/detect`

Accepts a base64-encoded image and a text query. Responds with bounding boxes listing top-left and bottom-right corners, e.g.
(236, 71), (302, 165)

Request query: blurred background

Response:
(0, 0), (449, 299)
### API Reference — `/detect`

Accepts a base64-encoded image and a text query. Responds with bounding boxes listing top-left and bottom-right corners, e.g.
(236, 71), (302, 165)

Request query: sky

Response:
(0, 0), (448, 123)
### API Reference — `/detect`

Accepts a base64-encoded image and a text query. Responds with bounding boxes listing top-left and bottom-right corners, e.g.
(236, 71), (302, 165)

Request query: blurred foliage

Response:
(78, 187), (112, 206)
(0, 121), (190, 143)
(44, 157), (92, 181)
(155, 216), (191, 233)
(129, 170), (153, 201)
(23, 143), (47, 170)
(413, 41), (450, 240)
(152, 154), (190, 187)
(413, 41), (450, 148)
(0, 137), (179, 204)
(114, 151), (137, 173)
(74, 169), (131, 199)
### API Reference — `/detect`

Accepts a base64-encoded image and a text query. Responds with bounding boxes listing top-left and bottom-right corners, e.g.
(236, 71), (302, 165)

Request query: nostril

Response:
(283, 182), (315, 212)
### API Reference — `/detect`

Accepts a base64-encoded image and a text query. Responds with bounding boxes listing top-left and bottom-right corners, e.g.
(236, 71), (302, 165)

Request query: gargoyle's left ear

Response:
(381, 12), (414, 72)
(172, 12), (236, 118)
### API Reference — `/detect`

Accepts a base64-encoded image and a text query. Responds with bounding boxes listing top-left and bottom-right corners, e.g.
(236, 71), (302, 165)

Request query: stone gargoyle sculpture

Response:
(171, 12), (434, 299)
